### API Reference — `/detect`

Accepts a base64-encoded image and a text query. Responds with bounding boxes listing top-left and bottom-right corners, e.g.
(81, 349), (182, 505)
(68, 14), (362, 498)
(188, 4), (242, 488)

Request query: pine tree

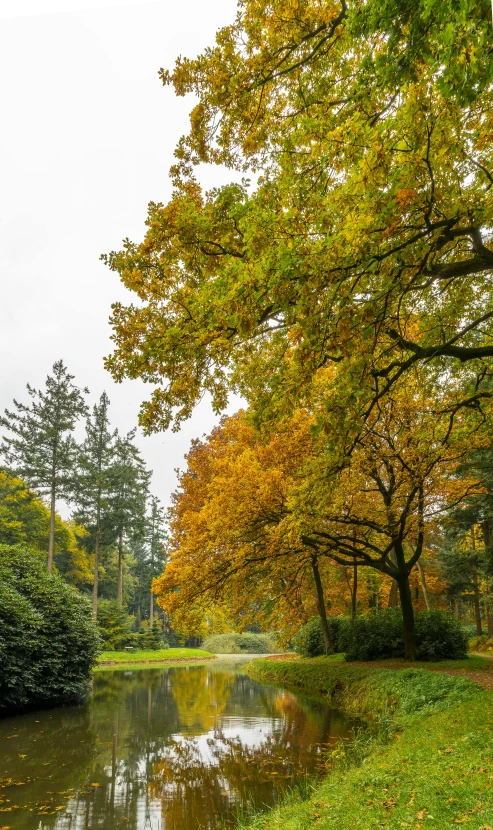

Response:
(73, 392), (116, 617)
(0, 360), (88, 571)
(146, 496), (168, 625)
(108, 429), (150, 606)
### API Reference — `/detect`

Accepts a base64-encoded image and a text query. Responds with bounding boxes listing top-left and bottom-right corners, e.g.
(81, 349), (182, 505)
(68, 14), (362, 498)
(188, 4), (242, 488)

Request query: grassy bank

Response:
(96, 647), (215, 667)
(242, 658), (493, 829)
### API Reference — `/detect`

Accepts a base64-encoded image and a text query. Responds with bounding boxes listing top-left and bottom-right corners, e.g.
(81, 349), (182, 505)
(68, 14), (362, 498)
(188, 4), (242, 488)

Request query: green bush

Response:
(294, 609), (468, 662)
(0, 545), (100, 713)
(414, 609), (468, 661)
(97, 600), (134, 650)
(292, 616), (346, 657)
(202, 632), (276, 654)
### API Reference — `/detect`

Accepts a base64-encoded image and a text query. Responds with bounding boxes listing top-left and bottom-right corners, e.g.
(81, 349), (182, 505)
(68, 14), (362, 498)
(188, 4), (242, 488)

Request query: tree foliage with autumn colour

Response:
(104, 0), (493, 462)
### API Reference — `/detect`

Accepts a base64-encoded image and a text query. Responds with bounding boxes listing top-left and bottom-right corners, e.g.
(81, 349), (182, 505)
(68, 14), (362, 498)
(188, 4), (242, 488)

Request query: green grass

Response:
(96, 647), (215, 666)
(239, 658), (493, 829)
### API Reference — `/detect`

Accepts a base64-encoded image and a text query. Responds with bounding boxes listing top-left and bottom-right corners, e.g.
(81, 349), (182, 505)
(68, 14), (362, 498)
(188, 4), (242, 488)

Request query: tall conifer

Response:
(74, 392), (116, 617)
(0, 360), (88, 571)
(109, 429), (150, 606)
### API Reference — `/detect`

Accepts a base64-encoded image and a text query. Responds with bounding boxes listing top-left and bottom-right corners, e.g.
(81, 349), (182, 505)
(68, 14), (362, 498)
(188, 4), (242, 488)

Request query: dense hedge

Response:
(293, 609), (468, 661)
(202, 632), (276, 654)
(0, 545), (100, 713)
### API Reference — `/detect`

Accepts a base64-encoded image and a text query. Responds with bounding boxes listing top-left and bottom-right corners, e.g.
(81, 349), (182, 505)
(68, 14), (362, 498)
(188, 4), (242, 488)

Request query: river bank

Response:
(242, 657), (493, 829)
(95, 647), (216, 668)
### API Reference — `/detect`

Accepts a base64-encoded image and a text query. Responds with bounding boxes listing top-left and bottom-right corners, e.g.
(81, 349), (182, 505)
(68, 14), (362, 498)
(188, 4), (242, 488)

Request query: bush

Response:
(202, 632), (276, 654)
(468, 634), (493, 654)
(0, 545), (100, 713)
(97, 600), (134, 650)
(415, 608), (468, 661)
(294, 609), (468, 662)
(292, 616), (347, 657)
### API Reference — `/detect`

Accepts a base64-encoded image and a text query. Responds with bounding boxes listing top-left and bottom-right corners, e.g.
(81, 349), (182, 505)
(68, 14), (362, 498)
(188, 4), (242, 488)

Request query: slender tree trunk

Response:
(454, 598), (460, 620)
(93, 526), (100, 618)
(149, 590), (154, 626)
(397, 573), (417, 661)
(351, 559), (358, 619)
(471, 525), (483, 636)
(311, 554), (333, 655)
(416, 560), (431, 610)
(47, 480), (56, 573)
(117, 531), (123, 607)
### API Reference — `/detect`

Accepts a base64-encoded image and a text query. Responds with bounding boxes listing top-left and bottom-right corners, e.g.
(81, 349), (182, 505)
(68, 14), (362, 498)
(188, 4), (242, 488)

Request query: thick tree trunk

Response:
(93, 527), (100, 618)
(47, 481), (56, 573)
(311, 555), (333, 655)
(397, 574), (417, 661)
(351, 559), (358, 619)
(416, 560), (431, 610)
(388, 579), (399, 607)
(487, 598), (493, 638)
(471, 526), (483, 636)
(117, 532), (123, 607)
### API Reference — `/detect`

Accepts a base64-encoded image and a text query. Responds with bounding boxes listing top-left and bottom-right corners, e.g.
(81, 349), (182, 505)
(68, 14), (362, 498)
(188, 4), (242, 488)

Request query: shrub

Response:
(292, 616), (347, 657)
(415, 608), (468, 661)
(468, 634), (493, 654)
(97, 600), (134, 650)
(202, 632), (276, 654)
(0, 545), (100, 713)
(294, 609), (468, 662)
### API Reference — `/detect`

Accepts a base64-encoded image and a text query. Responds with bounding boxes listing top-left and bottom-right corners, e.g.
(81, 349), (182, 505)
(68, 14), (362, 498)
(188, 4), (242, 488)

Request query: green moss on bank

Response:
(242, 658), (493, 829)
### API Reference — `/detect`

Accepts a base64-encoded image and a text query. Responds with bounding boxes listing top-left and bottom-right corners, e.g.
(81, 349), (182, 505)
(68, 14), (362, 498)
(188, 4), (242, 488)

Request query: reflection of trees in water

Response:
(168, 666), (233, 734)
(0, 667), (352, 830)
(150, 686), (351, 830)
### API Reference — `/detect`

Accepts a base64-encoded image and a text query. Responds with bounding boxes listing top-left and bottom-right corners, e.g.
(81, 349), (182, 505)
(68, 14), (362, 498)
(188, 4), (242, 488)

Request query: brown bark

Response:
(351, 559), (358, 619)
(416, 560), (431, 610)
(311, 554), (333, 655)
(397, 574), (417, 661)
(454, 598), (460, 620)
(471, 525), (483, 636)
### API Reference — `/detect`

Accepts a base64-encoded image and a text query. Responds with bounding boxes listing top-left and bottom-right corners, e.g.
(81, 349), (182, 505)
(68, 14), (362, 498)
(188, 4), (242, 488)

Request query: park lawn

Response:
(242, 657), (493, 830)
(96, 647), (215, 667)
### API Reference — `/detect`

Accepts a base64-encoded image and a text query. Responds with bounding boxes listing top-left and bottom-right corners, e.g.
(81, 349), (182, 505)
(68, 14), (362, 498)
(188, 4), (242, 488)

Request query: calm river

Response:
(0, 658), (354, 829)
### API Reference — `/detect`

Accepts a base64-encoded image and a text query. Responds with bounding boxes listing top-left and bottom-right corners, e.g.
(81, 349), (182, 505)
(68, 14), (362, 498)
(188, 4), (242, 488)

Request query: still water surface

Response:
(0, 659), (354, 829)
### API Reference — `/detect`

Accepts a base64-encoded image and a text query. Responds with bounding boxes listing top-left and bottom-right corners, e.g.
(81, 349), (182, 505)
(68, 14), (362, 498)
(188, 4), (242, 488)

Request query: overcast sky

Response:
(0, 0), (241, 513)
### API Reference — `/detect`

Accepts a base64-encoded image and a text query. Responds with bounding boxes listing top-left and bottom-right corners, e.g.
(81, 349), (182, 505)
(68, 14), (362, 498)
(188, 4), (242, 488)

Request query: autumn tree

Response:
(0, 360), (88, 571)
(74, 393), (116, 617)
(104, 0), (493, 471)
(155, 411), (361, 652)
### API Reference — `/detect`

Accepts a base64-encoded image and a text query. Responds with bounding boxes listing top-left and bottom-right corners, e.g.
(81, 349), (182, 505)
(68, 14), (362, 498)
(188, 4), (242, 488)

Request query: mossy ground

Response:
(95, 647), (215, 668)
(241, 657), (493, 829)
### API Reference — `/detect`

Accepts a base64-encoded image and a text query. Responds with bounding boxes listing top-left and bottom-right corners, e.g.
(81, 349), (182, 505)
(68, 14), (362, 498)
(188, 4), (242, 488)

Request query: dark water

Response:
(0, 659), (354, 829)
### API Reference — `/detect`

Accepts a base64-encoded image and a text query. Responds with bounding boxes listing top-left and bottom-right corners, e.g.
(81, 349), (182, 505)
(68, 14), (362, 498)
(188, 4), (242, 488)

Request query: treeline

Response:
(0, 360), (167, 637)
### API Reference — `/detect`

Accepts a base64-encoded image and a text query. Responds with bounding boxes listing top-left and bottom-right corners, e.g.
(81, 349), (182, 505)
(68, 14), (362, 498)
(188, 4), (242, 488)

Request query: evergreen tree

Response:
(108, 430), (150, 606)
(73, 393), (116, 617)
(146, 496), (168, 625)
(0, 361), (88, 571)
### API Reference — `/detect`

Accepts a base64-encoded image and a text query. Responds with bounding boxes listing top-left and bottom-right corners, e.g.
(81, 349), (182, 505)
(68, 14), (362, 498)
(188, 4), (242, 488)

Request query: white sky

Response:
(0, 0), (240, 514)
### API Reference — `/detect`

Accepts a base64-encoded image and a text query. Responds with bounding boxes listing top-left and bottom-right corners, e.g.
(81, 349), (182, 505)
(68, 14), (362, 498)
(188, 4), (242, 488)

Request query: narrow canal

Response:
(0, 659), (355, 829)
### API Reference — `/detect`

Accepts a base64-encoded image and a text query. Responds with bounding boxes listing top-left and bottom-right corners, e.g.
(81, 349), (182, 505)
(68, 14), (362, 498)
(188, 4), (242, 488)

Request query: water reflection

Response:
(0, 661), (353, 829)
